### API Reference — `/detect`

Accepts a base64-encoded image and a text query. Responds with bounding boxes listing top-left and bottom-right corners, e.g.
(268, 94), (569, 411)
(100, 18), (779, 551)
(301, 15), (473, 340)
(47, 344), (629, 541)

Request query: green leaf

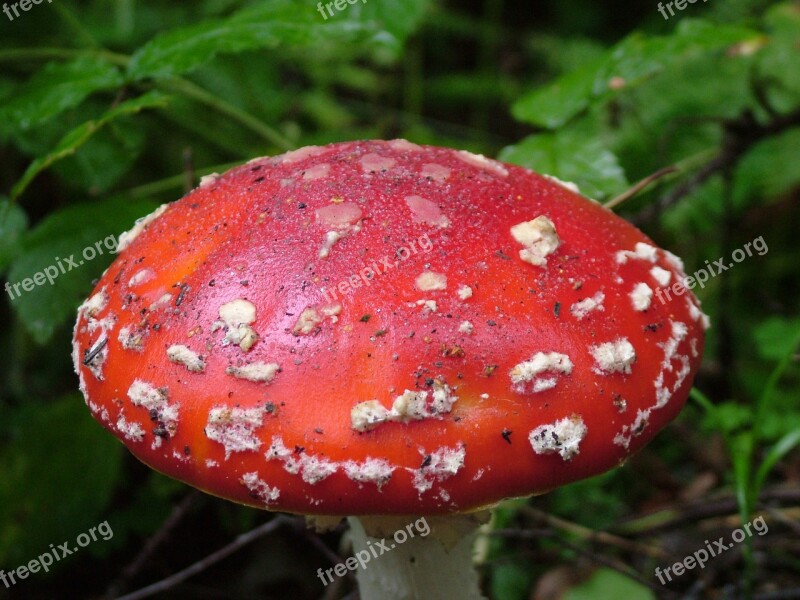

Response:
(511, 55), (605, 129)
(761, 408), (800, 442)
(755, 323), (800, 440)
(6, 198), (159, 344)
(524, 33), (607, 75)
(0, 395), (123, 566)
(627, 52), (755, 154)
(753, 316), (800, 361)
(735, 129), (800, 206)
(662, 177), (723, 236)
(703, 402), (752, 434)
(564, 568), (655, 600)
(53, 118), (147, 193)
(753, 429), (800, 495)
(0, 57), (123, 136)
(10, 91), (169, 201)
(342, 0), (433, 60)
(499, 129), (628, 200)
(127, 0), (371, 80)
(730, 432), (754, 517)
(302, 89), (357, 129)
(512, 20), (759, 128)
(0, 199), (28, 273)
(757, 2), (800, 104)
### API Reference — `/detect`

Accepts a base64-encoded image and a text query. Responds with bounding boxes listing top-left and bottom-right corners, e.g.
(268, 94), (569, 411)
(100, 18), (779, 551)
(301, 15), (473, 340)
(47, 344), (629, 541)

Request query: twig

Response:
(320, 573), (348, 600)
(489, 528), (552, 540)
(764, 507), (800, 536)
(550, 531), (680, 599)
(614, 488), (800, 537)
(754, 590), (800, 600)
(633, 153), (727, 224)
(0, 47), (130, 66)
(633, 108), (800, 225)
(106, 491), (201, 598)
(120, 161), (242, 199)
(51, 2), (100, 49)
(682, 577), (711, 600)
(603, 166), (678, 210)
(292, 519), (350, 578)
(519, 505), (669, 560)
(114, 515), (295, 600)
(156, 78), (294, 151)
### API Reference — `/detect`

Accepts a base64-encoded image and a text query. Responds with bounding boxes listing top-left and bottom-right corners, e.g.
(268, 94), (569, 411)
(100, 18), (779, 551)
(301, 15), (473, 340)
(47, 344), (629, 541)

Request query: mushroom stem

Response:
(348, 513), (488, 600)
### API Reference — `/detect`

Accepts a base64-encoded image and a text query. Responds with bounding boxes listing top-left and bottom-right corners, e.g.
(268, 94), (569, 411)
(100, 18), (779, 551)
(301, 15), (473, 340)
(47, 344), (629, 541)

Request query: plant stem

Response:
(0, 47), (130, 66)
(0, 48), (292, 152)
(121, 162), (243, 199)
(52, 2), (101, 48)
(155, 78), (294, 151)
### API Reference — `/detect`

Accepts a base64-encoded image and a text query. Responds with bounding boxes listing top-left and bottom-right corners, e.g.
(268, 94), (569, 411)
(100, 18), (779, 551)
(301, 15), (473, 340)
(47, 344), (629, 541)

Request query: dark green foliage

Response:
(0, 396), (123, 565)
(0, 0), (798, 598)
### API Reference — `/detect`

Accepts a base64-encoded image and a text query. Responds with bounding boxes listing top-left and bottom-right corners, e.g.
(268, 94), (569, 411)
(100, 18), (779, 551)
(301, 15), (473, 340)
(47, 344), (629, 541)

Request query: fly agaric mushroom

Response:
(73, 140), (707, 599)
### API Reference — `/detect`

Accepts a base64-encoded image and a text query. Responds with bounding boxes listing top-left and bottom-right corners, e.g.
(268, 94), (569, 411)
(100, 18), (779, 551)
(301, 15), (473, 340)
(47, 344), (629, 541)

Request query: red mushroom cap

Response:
(72, 140), (707, 515)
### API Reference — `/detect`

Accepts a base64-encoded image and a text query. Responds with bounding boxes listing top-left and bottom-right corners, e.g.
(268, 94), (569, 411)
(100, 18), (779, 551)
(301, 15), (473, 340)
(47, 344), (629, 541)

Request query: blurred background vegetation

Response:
(1, 0), (799, 598)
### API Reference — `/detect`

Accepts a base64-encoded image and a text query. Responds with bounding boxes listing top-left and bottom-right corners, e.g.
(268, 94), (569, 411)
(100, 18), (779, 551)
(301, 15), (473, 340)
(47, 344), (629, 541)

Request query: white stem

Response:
(347, 514), (487, 600)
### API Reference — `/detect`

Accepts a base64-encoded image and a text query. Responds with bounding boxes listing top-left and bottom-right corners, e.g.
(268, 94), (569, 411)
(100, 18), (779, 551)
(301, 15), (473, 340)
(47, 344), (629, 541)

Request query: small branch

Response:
(114, 515), (295, 600)
(156, 78), (294, 151)
(0, 47), (293, 153)
(633, 108), (800, 225)
(489, 528), (552, 540)
(764, 507), (800, 537)
(550, 532), (680, 599)
(519, 505), (668, 560)
(106, 491), (201, 599)
(632, 153), (727, 225)
(0, 47), (130, 67)
(754, 589), (800, 600)
(604, 166), (677, 211)
(52, 2), (101, 48)
(292, 519), (348, 577)
(120, 161), (242, 199)
(614, 488), (800, 537)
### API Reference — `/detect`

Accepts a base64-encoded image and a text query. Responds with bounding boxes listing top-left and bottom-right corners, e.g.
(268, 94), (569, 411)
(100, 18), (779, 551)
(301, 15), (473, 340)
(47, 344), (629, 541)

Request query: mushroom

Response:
(73, 140), (707, 599)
